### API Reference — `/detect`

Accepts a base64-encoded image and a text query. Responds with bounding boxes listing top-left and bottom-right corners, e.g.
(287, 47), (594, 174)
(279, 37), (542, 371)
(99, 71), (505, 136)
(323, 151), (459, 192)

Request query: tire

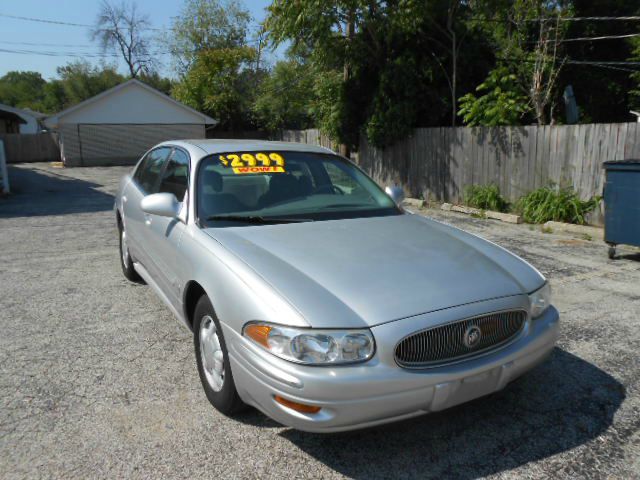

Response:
(194, 295), (245, 415)
(118, 218), (143, 283)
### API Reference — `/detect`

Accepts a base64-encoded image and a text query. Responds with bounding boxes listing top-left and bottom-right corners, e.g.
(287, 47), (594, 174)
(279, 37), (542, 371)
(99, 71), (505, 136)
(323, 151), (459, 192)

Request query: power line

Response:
(569, 63), (640, 74)
(566, 60), (640, 65)
(0, 43), (264, 58)
(0, 12), (165, 31)
(557, 32), (640, 43)
(554, 16), (640, 22)
(0, 40), (110, 49)
(0, 47), (172, 58)
(0, 12), (91, 27)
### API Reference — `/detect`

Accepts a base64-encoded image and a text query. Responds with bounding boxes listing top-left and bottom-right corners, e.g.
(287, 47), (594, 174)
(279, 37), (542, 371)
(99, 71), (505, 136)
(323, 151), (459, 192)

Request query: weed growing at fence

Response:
(516, 187), (600, 225)
(464, 184), (509, 212)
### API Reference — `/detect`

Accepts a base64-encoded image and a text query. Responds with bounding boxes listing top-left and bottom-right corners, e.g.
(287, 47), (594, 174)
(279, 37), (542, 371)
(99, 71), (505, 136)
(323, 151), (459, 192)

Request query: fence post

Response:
(0, 139), (9, 194)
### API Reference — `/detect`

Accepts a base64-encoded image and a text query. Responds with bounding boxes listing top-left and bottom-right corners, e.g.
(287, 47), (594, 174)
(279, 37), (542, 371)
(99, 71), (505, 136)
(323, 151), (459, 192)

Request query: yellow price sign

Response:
(219, 152), (286, 174)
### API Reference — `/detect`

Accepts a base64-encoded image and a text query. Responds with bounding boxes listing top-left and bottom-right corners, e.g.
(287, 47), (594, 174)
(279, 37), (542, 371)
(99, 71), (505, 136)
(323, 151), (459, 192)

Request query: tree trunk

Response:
(447, 1), (458, 127)
(340, 10), (355, 159)
(451, 33), (457, 127)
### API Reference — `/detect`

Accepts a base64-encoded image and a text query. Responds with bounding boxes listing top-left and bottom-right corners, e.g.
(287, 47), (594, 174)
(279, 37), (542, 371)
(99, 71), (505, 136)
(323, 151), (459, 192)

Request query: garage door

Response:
(62, 123), (205, 166)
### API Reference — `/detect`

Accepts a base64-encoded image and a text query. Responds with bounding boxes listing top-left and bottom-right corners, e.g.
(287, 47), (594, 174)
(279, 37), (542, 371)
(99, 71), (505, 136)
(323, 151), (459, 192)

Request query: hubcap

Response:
(199, 315), (225, 392)
(121, 228), (130, 267)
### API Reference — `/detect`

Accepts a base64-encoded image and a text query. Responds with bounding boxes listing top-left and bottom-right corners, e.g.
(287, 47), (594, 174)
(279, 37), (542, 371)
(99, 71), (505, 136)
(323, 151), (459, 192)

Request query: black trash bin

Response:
(602, 160), (640, 259)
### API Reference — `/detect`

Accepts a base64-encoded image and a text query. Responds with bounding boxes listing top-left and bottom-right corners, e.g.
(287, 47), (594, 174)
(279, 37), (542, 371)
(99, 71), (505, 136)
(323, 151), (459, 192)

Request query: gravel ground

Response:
(1, 163), (639, 480)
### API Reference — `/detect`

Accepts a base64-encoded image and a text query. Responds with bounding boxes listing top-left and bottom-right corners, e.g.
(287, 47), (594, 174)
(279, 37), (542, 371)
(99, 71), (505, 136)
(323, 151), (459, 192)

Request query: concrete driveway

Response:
(1, 163), (638, 479)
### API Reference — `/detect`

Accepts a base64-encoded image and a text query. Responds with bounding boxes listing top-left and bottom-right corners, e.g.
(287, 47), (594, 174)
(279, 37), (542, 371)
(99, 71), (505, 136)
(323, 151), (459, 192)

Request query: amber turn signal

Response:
(244, 324), (272, 348)
(274, 395), (321, 414)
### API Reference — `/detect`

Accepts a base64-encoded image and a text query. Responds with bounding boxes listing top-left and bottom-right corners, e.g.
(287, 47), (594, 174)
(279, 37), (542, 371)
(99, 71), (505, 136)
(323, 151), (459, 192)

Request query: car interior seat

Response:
(200, 169), (247, 216)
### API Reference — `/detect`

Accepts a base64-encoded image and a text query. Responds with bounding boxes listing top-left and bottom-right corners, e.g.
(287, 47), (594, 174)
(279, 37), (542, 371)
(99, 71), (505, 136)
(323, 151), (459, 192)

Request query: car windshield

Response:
(197, 150), (400, 225)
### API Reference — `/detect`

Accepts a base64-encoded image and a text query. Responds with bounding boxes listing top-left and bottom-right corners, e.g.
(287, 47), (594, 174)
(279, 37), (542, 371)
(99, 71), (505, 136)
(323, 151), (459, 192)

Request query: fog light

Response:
(274, 395), (321, 414)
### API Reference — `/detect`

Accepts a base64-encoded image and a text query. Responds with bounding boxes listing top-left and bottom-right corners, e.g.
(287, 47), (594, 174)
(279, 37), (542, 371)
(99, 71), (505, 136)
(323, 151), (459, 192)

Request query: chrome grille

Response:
(395, 310), (527, 368)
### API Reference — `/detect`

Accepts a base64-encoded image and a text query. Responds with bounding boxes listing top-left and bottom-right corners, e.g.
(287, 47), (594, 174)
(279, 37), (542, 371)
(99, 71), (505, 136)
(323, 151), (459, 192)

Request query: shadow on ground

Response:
(280, 349), (624, 479)
(0, 165), (114, 218)
(616, 252), (640, 262)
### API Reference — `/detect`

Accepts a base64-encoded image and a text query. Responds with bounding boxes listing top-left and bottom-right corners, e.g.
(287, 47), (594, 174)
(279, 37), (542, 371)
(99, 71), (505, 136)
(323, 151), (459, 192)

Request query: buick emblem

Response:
(464, 325), (482, 348)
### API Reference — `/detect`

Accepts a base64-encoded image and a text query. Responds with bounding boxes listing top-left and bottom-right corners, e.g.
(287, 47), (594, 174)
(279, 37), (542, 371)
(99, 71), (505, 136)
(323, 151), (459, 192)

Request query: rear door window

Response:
(158, 149), (189, 200)
(134, 147), (172, 194)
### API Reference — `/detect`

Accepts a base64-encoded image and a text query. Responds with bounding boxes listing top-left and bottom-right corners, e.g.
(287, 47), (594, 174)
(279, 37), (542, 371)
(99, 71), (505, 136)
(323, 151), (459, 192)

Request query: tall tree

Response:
(91, 0), (156, 78)
(424, 0), (471, 126)
(172, 46), (256, 130)
(266, 1), (490, 147)
(467, 0), (568, 125)
(253, 54), (315, 131)
(0, 71), (47, 110)
(458, 66), (530, 125)
(561, 0), (640, 123)
(167, 0), (251, 76)
(43, 61), (125, 112)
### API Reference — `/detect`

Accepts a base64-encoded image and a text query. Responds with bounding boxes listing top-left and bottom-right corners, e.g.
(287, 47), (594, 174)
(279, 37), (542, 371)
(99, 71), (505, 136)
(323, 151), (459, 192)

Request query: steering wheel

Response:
(314, 184), (345, 195)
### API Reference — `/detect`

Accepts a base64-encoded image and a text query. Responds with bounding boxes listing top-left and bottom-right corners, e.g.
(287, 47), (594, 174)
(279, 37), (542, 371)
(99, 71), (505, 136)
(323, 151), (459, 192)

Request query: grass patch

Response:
(464, 184), (509, 212)
(541, 225), (553, 234)
(516, 187), (600, 225)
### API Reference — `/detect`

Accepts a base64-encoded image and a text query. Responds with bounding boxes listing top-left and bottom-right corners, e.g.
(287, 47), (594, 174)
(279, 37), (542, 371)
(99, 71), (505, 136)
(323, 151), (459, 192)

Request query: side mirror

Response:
(385, 185), (405, 206)
(140, 192), (180, 218)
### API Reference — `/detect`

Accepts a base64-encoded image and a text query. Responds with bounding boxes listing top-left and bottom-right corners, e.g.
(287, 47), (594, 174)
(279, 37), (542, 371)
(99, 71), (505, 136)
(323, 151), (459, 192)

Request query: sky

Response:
(0, 0), (280, 79)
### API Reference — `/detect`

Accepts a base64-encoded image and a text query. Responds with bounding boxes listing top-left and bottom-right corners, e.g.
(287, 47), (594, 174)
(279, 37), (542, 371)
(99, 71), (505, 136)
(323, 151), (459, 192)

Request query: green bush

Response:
(464, 184), (509, 212)
(516, 187), (600, 225)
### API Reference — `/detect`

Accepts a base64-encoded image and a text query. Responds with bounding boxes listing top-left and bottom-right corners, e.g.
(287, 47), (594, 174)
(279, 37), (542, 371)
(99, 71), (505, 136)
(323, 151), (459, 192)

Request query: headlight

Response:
(243, 323), (375, 365)
(529, 283), (552, 318)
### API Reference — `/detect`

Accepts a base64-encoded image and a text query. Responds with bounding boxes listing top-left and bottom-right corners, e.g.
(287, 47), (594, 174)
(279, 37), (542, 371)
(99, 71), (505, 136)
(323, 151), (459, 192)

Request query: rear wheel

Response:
(118, 219), (143, 282)
(194, 295), (245, 415)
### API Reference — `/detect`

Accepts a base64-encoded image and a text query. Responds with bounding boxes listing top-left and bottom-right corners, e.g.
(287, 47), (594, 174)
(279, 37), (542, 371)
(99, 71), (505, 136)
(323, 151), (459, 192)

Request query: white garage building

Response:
(45, 79), (216, 166)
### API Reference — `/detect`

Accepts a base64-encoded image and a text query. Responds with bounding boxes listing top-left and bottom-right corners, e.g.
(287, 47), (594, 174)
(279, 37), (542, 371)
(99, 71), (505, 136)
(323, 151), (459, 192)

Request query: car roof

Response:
(158, 139), (335, 156)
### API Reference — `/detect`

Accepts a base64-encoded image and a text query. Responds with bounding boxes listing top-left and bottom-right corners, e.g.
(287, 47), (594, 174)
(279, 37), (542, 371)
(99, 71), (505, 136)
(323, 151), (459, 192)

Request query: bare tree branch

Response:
(91, 0), (156, 78)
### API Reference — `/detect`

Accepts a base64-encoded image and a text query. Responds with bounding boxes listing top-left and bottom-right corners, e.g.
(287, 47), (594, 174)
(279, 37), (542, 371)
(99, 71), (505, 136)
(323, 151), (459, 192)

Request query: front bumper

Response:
(226, 295), (559, 433)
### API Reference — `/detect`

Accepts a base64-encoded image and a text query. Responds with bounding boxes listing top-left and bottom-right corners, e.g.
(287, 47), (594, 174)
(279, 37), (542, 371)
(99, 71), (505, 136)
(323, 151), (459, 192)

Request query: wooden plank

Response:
(604, 123), (616, 162)
(501, 127), (511, 199)
(461, 127), (473, 197)
(575, 124), (589, 199)
(562, 125), (576, 188)
(434, 128), (441, 199)
(485, 128), (493, 188)
(442, 127), (451, 201)
(453, 127), (463, 202)
(630, 123), (640, 158)
(548, 125), (559, 187)
(526, 125), (538, 193)
(614, 123), (627, 160)
(483, 127), (490, 186)
(623, 122), (637, 159)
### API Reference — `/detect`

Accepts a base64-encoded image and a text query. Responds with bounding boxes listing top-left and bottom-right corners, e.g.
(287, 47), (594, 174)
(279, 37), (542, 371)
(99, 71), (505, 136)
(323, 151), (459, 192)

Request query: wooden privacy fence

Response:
(0, 133), (59, 164)
(283, 123), (640, 204)
(280, 129), (338, 151)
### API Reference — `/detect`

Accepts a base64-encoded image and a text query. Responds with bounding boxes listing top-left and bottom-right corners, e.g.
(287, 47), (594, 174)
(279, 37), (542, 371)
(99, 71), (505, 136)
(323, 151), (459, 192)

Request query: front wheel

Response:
(194, 295), (245, 415)
(118, 219), (143, 282)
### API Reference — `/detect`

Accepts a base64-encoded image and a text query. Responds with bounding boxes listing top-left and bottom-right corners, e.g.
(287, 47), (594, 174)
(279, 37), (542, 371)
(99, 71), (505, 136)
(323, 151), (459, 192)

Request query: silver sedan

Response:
(114, 139), (558, 432)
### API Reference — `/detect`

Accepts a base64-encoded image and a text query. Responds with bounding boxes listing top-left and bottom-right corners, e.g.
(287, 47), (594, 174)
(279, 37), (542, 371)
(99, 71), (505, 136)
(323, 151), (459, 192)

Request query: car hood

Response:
(204, 214), (544, 328)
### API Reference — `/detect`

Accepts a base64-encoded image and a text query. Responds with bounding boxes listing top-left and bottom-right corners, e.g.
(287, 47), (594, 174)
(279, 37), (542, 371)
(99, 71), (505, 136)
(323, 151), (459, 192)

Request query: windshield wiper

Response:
(322, 203), (364, 209)
(206, 215), (312, 224)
